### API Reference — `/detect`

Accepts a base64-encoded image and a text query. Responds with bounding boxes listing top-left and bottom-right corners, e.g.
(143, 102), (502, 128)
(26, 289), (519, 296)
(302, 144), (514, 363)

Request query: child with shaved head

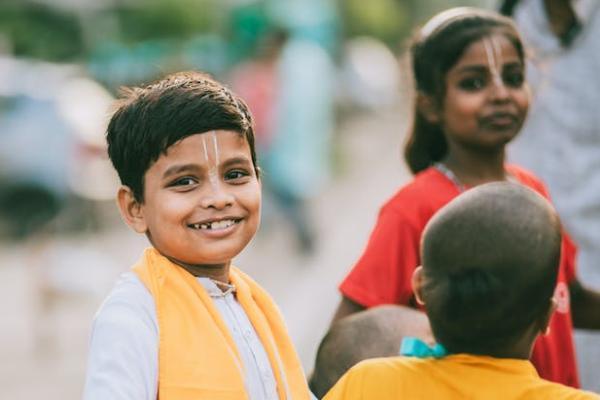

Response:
(324, 182), (600, 399)
(309, 305), (421, 398)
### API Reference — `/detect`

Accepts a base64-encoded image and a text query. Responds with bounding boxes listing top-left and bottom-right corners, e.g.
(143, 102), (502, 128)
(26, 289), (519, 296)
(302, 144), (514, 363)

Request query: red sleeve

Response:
(339, 206), (420, 307)
(561, 231), (578, 284)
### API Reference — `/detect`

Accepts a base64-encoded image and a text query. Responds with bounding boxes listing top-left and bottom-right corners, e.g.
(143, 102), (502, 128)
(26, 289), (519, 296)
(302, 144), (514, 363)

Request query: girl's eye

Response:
(503, 71), (524, 88)
(225, 169), (250, 182)
(458, 77), (486, 91)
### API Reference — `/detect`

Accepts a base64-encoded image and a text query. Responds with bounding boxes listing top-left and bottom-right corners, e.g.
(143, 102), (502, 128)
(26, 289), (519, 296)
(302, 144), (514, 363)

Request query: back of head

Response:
(420, 182), (561, 355)
(106, 71), (257, 202)
(404, 7), (524, 174)
(310, 306), (413, 398)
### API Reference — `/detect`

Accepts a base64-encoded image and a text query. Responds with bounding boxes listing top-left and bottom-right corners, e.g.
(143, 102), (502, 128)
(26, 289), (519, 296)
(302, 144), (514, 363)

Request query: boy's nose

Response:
(200, 184), (234, 209)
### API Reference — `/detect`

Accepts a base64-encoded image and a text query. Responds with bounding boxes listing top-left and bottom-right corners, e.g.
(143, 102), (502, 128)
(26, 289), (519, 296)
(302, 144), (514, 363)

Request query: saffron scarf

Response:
(133, 247), (310, 400)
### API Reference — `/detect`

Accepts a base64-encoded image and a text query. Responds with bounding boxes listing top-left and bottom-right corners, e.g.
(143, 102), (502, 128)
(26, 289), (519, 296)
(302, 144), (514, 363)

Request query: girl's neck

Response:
(443, 146), (507, 187)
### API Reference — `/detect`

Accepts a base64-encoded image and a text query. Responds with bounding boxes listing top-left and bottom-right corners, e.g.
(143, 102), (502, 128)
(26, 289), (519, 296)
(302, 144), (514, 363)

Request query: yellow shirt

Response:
(324, 354), (600, 400)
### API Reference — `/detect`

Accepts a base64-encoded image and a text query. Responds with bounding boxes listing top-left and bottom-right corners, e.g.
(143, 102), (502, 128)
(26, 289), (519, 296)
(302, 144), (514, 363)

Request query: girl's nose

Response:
(489, 79), (510, 101)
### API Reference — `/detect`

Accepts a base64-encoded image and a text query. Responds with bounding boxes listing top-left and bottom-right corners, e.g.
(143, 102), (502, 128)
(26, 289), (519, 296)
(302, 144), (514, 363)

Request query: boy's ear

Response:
(412, 266), (426, 305)
(539, 297), (558, 336)
(417, 93), (440, 124)
(116, 186), (148, 233)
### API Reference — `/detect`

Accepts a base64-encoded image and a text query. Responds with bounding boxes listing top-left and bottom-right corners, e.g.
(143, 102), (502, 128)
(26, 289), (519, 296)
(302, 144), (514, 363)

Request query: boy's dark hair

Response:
(106, 71), (257, 202)
(403, 8), (525, 174)
(420, 182), (561, 355)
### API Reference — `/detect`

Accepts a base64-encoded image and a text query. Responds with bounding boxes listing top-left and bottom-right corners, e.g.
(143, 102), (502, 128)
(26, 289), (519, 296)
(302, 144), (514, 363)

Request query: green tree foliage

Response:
(113, 0), (220, 44)
(0, 3), (84, 61)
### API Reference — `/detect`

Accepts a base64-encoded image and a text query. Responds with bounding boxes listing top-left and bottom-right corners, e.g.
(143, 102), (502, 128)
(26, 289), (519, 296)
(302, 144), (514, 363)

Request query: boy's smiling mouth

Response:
(188, 218), (242, 231)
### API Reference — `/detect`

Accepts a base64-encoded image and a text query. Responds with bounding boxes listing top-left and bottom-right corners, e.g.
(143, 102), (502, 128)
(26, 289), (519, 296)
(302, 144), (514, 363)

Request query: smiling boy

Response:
(83, 71), (311, 400)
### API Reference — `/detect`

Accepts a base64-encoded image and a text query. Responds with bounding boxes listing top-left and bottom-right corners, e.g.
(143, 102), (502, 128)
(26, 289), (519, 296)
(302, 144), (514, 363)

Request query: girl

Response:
(331, 7), (600, 388)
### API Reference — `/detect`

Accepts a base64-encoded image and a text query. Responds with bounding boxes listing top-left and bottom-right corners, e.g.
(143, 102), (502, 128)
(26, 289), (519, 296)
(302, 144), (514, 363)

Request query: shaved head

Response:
(310, 306), (416, 398)
(420, 182), (561, 354)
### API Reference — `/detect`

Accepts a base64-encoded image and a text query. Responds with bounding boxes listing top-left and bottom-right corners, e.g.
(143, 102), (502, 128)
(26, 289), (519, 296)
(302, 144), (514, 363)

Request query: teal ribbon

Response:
(400, 337), (448, 358)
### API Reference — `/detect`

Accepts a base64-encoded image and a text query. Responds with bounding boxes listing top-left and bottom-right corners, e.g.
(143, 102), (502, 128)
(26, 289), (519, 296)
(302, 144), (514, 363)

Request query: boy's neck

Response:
(165, 255), (231, 283)
(443, 146), (507, 187)
(447, 324), (538, 361)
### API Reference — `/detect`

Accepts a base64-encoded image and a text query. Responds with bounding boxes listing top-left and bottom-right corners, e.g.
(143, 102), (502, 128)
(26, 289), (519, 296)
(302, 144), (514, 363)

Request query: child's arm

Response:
(83, 275), (158, 400)
(569, 279), (600, 330)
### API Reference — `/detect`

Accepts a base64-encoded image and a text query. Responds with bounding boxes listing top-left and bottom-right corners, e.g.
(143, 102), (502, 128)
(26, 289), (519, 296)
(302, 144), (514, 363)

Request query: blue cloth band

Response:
(400, 337), (448, 358)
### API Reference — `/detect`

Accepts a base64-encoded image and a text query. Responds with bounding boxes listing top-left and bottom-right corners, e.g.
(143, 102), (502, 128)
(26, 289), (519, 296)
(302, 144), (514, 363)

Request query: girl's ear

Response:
(412, 266), (427, 305)
(116, 186), (148, 234)
(417, 93), (441, 124)
(539, 297), (558, 335)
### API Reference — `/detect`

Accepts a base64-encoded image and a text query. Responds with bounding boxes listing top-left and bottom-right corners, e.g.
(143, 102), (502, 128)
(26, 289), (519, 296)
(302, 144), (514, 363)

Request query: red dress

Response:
(339, 165), (580, 388)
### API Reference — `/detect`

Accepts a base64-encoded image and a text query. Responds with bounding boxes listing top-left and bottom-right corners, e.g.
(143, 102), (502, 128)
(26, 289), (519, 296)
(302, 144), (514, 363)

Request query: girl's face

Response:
(436, 33), (529, 153)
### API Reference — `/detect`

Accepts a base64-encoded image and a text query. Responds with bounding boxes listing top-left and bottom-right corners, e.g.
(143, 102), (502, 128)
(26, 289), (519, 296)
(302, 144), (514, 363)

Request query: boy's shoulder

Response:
(348, 356), (430, 384)
(341, 356), (600, 400)
(93, 271), (156, 331)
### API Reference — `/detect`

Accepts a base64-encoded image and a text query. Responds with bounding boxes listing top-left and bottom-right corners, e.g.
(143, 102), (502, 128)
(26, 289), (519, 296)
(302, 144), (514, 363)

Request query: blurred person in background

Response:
(228, 0), (338, 255)
(229, 28), (287, 156)
(260, 29), (336, 255)
(500, 0), (600, 391)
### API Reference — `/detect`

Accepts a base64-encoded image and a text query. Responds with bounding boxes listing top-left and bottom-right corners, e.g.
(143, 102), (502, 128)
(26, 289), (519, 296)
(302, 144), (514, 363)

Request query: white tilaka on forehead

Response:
(201, 131), (220, 187)
(482, 36), (504, 88)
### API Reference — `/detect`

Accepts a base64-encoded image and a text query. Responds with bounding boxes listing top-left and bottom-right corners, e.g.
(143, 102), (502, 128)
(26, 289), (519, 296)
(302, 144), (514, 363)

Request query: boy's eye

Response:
(171, 177), (197, 187)
(225, 169), (250, 183)
(458, 77), (486, 91)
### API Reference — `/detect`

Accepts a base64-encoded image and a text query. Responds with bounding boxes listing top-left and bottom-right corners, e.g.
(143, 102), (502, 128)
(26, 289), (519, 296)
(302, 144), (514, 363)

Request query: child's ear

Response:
(539, 297), (558, 336)
(116, 186), (148, 234)
(417, 93), (440, 124)
(412, 266), (426, 305)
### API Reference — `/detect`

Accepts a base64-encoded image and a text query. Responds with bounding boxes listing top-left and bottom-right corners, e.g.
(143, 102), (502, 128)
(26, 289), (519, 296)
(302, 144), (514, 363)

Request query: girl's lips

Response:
(480, 113), (519, 129)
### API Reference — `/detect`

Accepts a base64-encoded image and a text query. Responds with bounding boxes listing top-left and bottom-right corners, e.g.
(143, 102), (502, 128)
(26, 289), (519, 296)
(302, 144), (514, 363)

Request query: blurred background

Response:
(2, 0), (599, 398)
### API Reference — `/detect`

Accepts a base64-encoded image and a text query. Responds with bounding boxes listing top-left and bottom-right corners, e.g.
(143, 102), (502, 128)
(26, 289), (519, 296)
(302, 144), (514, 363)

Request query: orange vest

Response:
(134, 248), (310, 399)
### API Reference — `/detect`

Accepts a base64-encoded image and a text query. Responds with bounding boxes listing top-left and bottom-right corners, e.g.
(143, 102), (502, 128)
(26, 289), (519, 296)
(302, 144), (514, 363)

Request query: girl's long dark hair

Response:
(403, 8), (524, 174)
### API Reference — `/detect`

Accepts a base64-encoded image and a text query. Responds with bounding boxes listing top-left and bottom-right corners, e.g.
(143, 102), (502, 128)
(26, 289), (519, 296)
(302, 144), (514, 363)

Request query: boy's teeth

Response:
(194, 219), (236, 230)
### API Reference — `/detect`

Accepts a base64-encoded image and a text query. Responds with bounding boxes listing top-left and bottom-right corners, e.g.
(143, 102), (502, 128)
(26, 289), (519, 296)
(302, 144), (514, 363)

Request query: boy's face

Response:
(131, 130), (260, 266)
